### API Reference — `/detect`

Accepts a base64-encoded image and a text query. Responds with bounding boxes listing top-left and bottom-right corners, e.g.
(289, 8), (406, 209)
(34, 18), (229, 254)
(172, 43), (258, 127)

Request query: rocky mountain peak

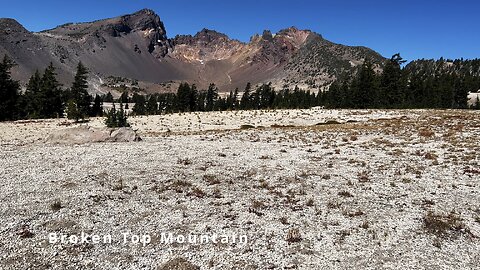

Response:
(193, 28), (230, 43)
(0, 18), (29, 35)
(249, 27), (311, 45)
(0, 9), (386, 93)
(173, 28), (233, 47)
(120, 9), (170, 57)
(277, 27), (312, 41)
(278, 26), (301, 34)
(262, 30), (274, 41)
(122, 8), (166, 34)
(40, 9), (171, 58)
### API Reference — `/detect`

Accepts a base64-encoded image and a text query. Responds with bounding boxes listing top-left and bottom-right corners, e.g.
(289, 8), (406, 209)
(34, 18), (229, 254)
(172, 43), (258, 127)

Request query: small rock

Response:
(16, 226), (34, 238)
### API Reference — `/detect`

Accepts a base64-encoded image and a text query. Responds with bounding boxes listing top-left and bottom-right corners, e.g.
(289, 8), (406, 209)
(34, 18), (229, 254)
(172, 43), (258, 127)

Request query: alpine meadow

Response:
(0, 2), (479, 270)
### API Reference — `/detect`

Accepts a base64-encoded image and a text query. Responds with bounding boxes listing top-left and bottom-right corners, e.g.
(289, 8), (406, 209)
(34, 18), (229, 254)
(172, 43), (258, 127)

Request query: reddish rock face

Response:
(0, 9), (385, 93)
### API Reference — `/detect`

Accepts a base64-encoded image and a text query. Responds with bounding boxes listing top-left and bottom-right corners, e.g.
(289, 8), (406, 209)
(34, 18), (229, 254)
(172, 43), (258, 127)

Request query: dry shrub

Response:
(170, 180), (192, 193)
(360, 221), (369, 229)
(280, 217), (289, 225)
(357, 171), (370, 182)
(424, 152), (438, 160)
(203, 174), (220, 185)
(50, 200), (63, 211)
(250, 199), (266, 210)
(306, 198), (315, 207)
(259, 180), (270, 189)
(423, 212), (470, 238)
(452, 124), (464, 132)
(327, 201), (340, 209)
(346, 210), (364, 217)
(286, 228), (302, 243)
(338, 191), (353, 197)
(177, 158), (192, 165)
(419, 128), (434, 137)
(188, 187), (206, 198)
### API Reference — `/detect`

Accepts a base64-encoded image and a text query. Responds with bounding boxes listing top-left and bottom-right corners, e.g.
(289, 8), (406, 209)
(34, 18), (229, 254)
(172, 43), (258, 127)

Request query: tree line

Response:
(129, 82), (318, 115)
(129, 54), (480, 115)
(320, 54), (480, 109)
(0, 55), (103, 122)
(1, 54), (479, 122)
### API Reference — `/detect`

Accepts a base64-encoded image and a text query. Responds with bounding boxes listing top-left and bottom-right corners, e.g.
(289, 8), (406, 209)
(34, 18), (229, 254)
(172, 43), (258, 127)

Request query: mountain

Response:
(0, 9), (385, 94)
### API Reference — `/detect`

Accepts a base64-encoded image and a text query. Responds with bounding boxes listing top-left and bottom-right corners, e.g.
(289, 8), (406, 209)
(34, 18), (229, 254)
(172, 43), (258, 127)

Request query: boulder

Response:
(46, 126), (141, 144)
(110, 127), (141, 142)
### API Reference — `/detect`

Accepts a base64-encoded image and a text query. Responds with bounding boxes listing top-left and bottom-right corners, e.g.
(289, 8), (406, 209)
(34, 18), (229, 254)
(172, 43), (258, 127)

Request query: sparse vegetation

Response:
(423, 212), (470, 238)
(177, 158), (192, 166)
(286, 228), (302, 243)
(338, 191), (353, 197)
(188, 187), (206, 198)
(105, 102), (130, 128)
(50, 200), (62, 211)
(1, 107), (479, 269)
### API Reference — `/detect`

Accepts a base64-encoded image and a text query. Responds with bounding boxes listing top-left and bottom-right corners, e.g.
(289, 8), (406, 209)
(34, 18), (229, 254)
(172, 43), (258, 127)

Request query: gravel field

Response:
(0, 109), (479, 269)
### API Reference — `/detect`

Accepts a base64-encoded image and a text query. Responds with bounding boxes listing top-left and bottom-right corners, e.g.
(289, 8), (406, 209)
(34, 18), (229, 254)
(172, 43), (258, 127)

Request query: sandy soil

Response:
(0, 108), (479, 269)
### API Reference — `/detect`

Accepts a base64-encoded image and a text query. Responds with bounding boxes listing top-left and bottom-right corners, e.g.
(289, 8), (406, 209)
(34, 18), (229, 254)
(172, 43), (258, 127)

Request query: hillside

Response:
(0, 9), (385, 95)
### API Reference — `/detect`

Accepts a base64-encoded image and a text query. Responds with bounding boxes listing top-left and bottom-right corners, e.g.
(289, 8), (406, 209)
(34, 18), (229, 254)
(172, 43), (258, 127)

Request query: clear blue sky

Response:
(1, 0), (478, 62)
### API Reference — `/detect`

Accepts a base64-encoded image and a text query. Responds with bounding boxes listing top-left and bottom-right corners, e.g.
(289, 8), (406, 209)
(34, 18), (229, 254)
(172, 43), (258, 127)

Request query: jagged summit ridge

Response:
(0, 8), (385, 93)
(40, 9), (171, 57)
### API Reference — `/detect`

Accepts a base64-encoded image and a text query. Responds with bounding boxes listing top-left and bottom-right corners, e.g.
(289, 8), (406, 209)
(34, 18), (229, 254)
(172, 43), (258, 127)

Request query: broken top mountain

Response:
(0, 9), (385, 94)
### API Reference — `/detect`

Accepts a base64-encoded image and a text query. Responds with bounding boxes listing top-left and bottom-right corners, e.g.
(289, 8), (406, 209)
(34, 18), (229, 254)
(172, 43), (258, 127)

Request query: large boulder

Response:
(46, 126), (141, 144)
(110, 127), (140, 142)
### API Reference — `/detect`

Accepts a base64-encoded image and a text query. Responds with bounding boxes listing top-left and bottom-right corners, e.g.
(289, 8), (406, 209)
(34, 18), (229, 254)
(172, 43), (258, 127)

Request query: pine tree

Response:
(69, 62), (92, 120)
(176, 82), (191, 112)
(453, 74), (468, 108)
(226, 89), (234, 110)
(405, 70), (424, 108)
(325, 82), (340, 108)
(105, 102), (130, 128)
(352, 59), (378, 109)
(257, 83), (275, 109)
(104, 92), (114, 102)
(39, 63), (63, 118)
(0, 55), (20, 121)
(205, 83), (218, 111)
(215, 97), (228, 111)
(105, 103), (118, 128)
(116, 102), (129, 127)
(146, 95), (158, 115)
(233, 87), (239, 109)
(66, 99), (82, 121)
(119, 91), (129, 109)
(188, 84), (198, 112)
(24, 70), (42, 118)
(240, 82), (252, 109)
(196, 91), (206, 111)
(380, 54), (406, 108)
(132, 93), (146, 115)
(91, 94), (103, 116)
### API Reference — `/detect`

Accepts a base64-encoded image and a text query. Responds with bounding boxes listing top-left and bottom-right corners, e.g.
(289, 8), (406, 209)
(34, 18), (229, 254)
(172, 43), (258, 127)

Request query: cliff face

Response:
(0, 9), (385, 94)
